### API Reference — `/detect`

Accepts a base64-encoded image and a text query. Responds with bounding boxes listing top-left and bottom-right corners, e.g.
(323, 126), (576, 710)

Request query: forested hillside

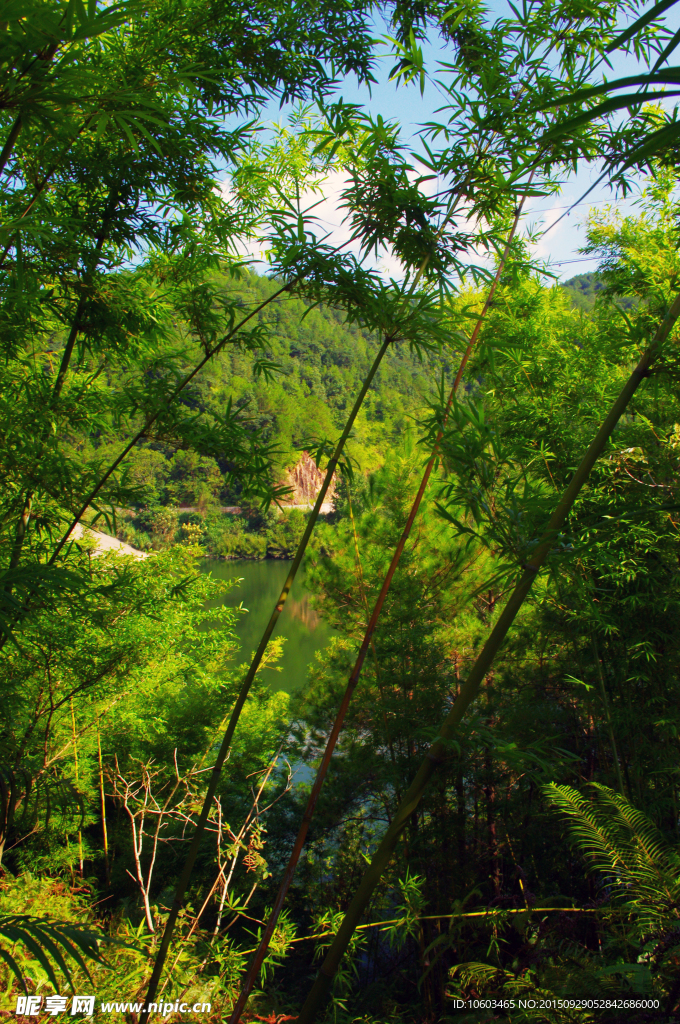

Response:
(114, 269), (599, 508)
(107, 269), (604, 558)
(94, 269), (453, 556)
(104, 270), (452, 511)
(560, 272), (604, 310)
(106, 268), (609, 518)
(3, 0), (680, 1022)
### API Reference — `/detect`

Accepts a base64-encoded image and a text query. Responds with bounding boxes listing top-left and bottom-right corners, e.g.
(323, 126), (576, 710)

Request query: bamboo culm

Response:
(296, 292), (680, 1023)
(5, 199), (117, 589)
(227, 191), (532, 1023)
(138, 334), (392, 1023)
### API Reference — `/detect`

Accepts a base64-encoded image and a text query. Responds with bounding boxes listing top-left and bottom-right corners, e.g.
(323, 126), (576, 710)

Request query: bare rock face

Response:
(283, 451), (336, 508)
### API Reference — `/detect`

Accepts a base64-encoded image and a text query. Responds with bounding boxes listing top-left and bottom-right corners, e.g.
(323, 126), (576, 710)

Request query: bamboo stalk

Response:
(97, 727), (110, 887)
(591, 635), (625, 797)
(236, 905), (600, 954)
(296, 292), (680, 1023)
(228, 190), (532, 1023)
(0, 115), (23, 177)
(139, 332), (392, 1023)
(70, 700), (84, 878)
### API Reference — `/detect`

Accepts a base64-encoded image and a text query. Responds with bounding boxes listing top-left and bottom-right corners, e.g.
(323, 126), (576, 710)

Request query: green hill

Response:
(110, 269), (608, 537)
(105, 270), (452, 519)
(560, 271), (604, 311)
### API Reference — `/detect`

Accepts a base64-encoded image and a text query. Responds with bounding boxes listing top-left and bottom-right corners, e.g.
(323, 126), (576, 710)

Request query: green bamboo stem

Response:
(296, 292), (680, 1023)
(237, 906), (599, 955)
(591, 635), (626, 797)
(138, 333), (392, 1023)
(0, 115), (23, 177)
(227, 190), (532, 1024)
(70, 700), (84, 877)
(97, 727), (111, 887)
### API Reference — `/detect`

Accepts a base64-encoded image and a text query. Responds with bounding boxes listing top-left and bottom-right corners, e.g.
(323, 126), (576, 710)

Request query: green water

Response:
(201, 559), (334, 693)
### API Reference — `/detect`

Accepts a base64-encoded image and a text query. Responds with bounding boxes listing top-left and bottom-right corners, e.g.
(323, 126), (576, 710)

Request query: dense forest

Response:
(3, 0), (680, 1022)
(94, 269), (455, 557)
(103, 270), (588, 558)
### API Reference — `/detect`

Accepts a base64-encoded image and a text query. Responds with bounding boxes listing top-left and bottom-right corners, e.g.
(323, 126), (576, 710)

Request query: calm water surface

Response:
(201, 559), (334, 693)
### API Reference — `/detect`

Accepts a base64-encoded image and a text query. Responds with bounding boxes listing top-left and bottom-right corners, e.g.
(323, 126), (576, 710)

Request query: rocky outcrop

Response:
(282, 451), (336, 509)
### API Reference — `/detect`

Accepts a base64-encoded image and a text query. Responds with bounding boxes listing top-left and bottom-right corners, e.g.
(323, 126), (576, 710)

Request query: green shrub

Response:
(214, 532), (267, 559)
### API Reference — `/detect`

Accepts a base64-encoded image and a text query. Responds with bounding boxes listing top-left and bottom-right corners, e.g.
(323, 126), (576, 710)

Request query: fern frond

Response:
(544, 784), (634, 877)
(544, 783), (680, 930)
(0, 914), (139, 993)
(592, 785), (670, 871)
(451, 961), (510, 987)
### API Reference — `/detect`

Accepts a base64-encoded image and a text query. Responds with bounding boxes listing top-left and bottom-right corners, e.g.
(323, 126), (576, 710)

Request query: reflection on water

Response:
(287, 594), (321, 631)
(200, 559), (334, 693)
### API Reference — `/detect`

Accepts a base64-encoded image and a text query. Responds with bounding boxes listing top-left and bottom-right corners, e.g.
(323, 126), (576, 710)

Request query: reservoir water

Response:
(201, 559), (334, 693)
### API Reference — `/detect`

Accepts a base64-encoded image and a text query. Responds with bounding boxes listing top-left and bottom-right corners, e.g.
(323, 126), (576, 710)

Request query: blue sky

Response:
(250, 1), (679, 283)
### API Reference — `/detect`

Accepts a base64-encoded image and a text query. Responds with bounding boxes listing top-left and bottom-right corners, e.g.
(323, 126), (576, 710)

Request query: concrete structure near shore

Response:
(277, 501), (335, 515)
(71, 522), (148, 559)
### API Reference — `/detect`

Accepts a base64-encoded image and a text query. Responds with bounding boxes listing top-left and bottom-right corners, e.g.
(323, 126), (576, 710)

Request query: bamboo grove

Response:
(3, 0), (680, 1021)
